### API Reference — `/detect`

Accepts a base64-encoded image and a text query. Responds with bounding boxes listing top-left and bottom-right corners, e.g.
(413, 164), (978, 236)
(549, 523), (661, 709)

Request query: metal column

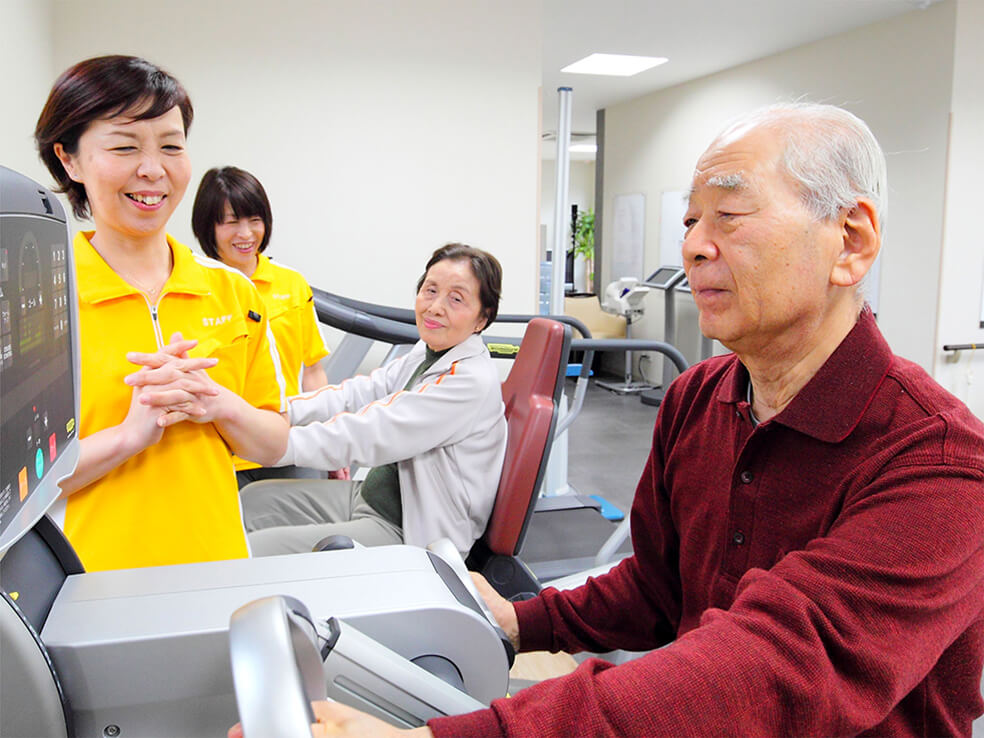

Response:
(549, 87), (573, 315)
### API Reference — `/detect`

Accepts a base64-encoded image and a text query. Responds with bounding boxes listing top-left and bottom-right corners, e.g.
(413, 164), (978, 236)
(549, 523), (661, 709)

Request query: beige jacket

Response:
(278, 334), (506, 553)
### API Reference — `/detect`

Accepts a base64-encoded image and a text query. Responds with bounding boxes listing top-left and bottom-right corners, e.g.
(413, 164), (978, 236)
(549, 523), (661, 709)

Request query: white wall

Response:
(44, 0), (541, 319)
(541, 159), (595, 260)
(935, 0), (984, 418)
(0, 0), (54, 184)
(601, 2), (956, 378)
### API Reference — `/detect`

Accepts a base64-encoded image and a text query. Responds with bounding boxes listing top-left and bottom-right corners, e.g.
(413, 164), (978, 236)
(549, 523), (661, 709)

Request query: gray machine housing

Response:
(41, 545), (508, 737)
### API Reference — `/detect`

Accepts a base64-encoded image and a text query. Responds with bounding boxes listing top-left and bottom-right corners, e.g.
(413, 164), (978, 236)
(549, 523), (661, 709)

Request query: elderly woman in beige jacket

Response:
(239, 243), (507, 556)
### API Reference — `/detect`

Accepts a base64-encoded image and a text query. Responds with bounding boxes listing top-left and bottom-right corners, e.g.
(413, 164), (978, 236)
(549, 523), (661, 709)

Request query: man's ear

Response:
(830, 198), (880, 287)
(52, 143), (83, 183)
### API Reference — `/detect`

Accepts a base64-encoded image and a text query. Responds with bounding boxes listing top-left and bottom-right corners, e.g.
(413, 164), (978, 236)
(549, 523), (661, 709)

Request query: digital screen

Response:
(0, 215), (76, 540)
(644, 266), (685, 289)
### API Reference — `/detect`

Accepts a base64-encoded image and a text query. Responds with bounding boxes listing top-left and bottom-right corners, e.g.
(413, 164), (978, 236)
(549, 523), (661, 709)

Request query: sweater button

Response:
(739, 470), (753, 484)
(732, 531), (745, 545)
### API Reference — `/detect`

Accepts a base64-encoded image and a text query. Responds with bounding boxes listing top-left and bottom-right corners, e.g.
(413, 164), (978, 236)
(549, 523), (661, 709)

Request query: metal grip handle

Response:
(229, 595), (328, 738)
(426, 539), (500, 629)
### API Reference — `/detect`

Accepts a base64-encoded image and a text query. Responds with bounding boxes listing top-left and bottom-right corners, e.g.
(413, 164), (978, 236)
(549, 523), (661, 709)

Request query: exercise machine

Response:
(307, 290), (689, 584)
(639, 265), (687, 407)
(676, 277), (716, 360)
(0, 165), (513, 737)
(595, 277), (654, 394)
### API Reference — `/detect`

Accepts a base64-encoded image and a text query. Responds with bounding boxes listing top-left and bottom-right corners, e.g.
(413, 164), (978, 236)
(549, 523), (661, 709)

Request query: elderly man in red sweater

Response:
(238, 103), (984, 737)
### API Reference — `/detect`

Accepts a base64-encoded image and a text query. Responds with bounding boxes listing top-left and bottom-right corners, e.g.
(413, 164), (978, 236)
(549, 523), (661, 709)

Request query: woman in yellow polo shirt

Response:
(190, 167), (336, 487)
(34, 55), (288, 571)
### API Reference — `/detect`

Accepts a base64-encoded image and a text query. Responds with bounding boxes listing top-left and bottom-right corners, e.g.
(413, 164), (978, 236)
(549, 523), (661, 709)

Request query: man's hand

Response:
(228, 700), (434, 738)
(471, 572), (520, 651)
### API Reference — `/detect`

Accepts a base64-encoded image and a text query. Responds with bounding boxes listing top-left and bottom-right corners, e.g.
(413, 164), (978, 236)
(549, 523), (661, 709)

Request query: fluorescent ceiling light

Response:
(569, 143), (597, 153)
(561, 53), (667, 77)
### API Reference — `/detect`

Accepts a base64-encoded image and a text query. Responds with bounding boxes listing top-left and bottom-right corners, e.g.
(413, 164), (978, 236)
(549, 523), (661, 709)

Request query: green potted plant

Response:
(573, 208), (595, 290)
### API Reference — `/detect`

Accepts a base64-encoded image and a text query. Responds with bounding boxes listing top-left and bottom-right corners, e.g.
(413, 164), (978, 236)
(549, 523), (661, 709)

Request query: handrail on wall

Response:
(942, 343), (981, 352)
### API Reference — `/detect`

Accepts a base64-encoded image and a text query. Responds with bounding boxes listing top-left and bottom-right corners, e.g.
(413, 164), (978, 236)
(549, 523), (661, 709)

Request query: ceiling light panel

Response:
(561, 53), (668, 77)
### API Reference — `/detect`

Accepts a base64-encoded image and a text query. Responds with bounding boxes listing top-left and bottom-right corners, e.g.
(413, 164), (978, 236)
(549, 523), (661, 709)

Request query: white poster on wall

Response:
(612, 193), (645, 280)
(659, 190), (689, 267)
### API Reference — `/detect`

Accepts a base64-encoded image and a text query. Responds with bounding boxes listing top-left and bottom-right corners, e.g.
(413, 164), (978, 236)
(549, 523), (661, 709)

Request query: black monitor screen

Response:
(0, 175), (78, 554)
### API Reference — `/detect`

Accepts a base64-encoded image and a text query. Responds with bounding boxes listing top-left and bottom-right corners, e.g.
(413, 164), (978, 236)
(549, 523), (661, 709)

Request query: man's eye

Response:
(162, 145), (184, 153)
(111, 146), (136, 153)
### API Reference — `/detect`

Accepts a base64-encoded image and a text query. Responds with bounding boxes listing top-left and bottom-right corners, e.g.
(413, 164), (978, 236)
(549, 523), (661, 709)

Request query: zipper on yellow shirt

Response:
(145, 298), (166, 350)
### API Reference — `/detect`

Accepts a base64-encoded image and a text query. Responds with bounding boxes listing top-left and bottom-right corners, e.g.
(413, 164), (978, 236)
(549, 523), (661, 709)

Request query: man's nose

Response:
(681, 220), (718, 264)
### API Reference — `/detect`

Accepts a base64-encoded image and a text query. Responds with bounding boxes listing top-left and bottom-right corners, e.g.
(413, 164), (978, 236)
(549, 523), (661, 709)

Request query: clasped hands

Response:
(124, 332), (224, 429)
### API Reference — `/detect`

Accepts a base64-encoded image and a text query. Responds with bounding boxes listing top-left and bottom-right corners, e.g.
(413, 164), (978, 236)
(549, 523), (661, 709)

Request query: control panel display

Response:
(0, 215), (76, 537)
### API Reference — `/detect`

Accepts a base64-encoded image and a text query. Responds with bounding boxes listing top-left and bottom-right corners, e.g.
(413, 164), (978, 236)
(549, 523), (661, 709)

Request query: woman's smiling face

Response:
(213, 203), (265, 275)
(414, 258), (487, 352)
(54, 105), (190, 242)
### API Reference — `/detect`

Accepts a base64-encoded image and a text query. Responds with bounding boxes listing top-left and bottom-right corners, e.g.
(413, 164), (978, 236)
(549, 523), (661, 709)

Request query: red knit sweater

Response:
(431, 309), (984, 737)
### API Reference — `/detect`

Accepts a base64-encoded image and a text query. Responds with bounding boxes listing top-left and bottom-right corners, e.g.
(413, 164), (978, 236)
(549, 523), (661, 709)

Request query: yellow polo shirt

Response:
(252, 254), (329, 396)
(66, 232), (286, 571)
(234, 254), (329, 471)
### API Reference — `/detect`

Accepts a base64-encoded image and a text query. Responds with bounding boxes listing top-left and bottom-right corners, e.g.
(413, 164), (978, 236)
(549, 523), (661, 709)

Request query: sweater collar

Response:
(75, 231), (212, 304)
(409, 332), (489, 375)
(716, 306), (892, 442)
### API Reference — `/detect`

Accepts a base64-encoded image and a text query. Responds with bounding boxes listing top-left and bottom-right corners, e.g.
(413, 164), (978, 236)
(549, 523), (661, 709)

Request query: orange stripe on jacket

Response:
(314, 361), (460, 427)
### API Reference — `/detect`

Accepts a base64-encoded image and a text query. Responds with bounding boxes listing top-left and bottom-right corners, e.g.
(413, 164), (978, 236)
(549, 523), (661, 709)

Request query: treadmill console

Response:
(0, 166), (80, 555)
(643, 266), (686, 290)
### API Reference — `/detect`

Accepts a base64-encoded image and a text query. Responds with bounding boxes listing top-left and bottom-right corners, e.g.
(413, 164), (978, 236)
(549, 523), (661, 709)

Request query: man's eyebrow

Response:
(705, 173), (747, 191)
(689, 173), (748, 201)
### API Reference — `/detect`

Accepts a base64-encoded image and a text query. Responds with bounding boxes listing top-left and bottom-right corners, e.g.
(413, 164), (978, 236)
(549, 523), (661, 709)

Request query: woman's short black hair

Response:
(417, 243), (502, 330)
(34, 55), (193, 219)
(191, 167), (273, 259)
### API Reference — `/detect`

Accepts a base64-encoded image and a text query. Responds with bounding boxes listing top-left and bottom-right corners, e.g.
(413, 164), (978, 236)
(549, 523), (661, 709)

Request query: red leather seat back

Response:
(481, 318), (570, 556)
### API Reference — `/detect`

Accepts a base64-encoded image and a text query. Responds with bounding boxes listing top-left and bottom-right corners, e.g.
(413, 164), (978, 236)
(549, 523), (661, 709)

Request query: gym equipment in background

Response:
(639, 265), (687, 407)
(596, 277), (655, 394)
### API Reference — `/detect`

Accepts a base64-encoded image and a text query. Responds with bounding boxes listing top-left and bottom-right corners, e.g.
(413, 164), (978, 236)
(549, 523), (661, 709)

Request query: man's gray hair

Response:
(715, 103), (888, 226)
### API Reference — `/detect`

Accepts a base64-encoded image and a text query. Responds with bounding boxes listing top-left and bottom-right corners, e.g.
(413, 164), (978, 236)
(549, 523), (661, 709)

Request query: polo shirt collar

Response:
(716, 306), (892, 443)
(76, 232), (212, 304)
(251, 253), (274, 284)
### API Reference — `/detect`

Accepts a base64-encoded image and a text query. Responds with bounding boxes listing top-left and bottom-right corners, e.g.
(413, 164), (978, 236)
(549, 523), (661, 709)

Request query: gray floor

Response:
(517, 376), (661, 576)
(564, 377), (658, 515)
